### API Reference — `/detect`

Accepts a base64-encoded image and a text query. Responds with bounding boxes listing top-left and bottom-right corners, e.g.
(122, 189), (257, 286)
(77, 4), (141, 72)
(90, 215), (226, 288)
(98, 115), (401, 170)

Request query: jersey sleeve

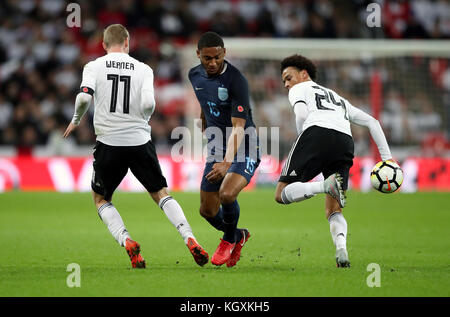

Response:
(347, 103), (392, 161)
(293, 103), (308, 135)
(79, 61), (96, 95)
(141, 66), (156, 118)
(288, 83), (307, 108)
(229, 71), (250, 120)
(142, 65), (154, 92)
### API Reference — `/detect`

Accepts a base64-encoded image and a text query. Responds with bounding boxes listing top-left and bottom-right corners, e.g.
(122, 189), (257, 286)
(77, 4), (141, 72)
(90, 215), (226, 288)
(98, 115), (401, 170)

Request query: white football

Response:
(370, 160), (403, 193)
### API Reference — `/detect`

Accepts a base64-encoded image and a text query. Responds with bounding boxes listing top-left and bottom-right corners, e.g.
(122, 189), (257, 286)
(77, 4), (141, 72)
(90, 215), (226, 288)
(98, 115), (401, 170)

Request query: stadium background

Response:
(0, 0), (449, 193)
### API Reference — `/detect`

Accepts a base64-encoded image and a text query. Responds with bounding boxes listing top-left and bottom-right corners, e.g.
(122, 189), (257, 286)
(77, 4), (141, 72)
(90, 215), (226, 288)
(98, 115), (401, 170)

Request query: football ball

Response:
(370, 160), (403, 193)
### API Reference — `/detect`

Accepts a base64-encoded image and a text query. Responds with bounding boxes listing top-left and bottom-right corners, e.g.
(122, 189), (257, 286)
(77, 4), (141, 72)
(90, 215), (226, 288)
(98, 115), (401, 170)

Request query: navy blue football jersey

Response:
(188, 61), (258, 159)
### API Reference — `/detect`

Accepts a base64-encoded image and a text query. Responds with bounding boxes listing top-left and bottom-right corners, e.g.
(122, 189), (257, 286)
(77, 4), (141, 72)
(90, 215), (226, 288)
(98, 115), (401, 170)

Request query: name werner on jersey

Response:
(106, 60), (135, 70)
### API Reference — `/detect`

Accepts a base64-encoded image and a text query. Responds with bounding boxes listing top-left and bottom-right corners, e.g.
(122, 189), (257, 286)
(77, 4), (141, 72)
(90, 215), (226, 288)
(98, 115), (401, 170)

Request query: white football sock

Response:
(281, 181), (323, 204)
(97, 202), (131, 247)
(159, 196), (194, 244)
(328, 212), (347, 250)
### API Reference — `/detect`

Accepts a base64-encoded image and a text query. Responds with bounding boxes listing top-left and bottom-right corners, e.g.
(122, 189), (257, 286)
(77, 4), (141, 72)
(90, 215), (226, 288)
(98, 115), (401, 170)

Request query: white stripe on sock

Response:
(98, 203), (130, 247)
(159, 196), (194, 244)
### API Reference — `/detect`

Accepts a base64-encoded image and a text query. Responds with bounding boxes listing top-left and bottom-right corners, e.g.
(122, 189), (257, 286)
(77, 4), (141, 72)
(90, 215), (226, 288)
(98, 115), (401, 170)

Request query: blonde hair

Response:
(103, 24), (129, 48)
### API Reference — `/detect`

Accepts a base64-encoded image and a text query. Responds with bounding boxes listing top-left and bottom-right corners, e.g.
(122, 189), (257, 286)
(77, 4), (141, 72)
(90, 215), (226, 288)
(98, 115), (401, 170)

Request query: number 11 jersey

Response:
(80, 52), (154, 146)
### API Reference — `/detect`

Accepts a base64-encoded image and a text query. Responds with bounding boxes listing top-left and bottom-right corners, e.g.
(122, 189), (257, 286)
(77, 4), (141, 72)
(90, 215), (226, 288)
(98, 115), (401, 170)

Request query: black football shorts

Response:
(91, 140), (168, 200)
(279, 126), (354, 190)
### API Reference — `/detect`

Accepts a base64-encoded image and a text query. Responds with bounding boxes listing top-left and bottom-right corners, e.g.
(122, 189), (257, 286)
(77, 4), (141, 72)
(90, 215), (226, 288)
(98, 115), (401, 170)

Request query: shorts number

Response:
(245, 157), (256, 174)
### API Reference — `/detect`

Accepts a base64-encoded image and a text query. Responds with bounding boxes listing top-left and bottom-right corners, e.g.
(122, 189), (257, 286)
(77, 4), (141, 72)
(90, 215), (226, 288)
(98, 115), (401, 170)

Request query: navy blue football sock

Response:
(205, 206), (225, 232)
(222, 200), (240, 243)
(234, 228), (243, 243)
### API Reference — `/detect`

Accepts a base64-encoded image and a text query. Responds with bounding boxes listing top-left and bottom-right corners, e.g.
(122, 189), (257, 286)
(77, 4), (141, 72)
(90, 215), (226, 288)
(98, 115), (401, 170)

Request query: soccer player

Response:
(275, 54), (393, 267)
(188, 32), (260, 267)
(63, 24), (208, 269)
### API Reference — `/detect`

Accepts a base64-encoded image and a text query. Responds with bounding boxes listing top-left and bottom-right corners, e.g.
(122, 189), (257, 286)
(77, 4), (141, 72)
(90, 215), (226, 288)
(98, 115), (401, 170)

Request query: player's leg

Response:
(128, 141), (208, 266)
(219, 172), (247, 243)
(148, 187), (195, 245)
(275, 127), (346, 207)
(147, 187), (209, 266)
(323, 158), (353, 268)
(276, 174), (345, 206)
(210, 172), (247, 266)
(222, 156), (260, 267)
(199, 190), (225, 231)
(199, 161), (226, 231)
(325, 195), (350, 268)
(93, 190), (130, 248)
(91, 142), (145, 268)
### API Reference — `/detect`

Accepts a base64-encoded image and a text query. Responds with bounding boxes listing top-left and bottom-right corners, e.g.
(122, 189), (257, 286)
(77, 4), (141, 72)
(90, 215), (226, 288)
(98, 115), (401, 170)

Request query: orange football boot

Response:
(186, 237), (209, 266)
(125, 238), (146, 268)
(211, 239), (235, 266)
(226, 229), (250, 268)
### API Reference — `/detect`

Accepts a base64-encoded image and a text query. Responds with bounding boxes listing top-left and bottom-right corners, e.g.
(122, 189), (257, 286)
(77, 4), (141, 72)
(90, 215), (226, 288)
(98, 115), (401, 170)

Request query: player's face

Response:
(282, 67), (308, 90)
(197, 47), (226, 76)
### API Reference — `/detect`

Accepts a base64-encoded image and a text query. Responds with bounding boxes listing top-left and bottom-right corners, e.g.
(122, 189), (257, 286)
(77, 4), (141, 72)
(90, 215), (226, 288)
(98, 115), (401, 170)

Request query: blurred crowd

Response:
(0, 0), (449, 157)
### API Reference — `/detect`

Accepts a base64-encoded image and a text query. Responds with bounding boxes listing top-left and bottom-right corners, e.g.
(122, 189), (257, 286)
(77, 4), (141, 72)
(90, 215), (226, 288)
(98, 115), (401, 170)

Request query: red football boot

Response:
(186, 237), (209, 266)
(125, 238), (146, 269)
(226, 229), (250, 268)
(211, 239), (235, 266)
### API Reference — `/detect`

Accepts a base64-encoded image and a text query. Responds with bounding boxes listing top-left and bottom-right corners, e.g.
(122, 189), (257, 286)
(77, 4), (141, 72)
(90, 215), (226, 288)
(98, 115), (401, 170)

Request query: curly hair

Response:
(280, 54), (317, 81)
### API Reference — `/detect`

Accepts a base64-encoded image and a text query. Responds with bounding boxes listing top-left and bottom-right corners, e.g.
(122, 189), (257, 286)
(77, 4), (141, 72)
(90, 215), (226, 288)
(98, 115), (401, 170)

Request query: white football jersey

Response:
(80, 52), (154, 146)
(288, 80), (355, 137)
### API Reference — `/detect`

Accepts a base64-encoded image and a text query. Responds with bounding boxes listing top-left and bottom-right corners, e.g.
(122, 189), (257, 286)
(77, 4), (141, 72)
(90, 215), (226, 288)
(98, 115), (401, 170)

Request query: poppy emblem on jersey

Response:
(218, 87), (228, 101)
(82, 87), (88, 93)
(237, 105), (244, 112)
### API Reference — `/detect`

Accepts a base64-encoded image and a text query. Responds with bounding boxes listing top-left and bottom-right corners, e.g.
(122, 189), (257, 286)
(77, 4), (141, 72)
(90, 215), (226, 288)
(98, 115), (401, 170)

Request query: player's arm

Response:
(63, 62), (96, 138)
(293, 103), (308, 135)
(347, 104), (392, 161)
(141, 66), (156, 122)
(289, 82), (308, 135)
(63, 92), (93, 138)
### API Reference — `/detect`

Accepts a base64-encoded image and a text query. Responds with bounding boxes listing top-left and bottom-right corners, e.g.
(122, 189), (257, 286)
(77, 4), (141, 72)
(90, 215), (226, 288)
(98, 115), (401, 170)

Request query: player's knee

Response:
(92, 190), (109, 209)
(219, 190), (236, 205)
(199, 207), (214, 219)
(325, 207), (342, 219)
(274, 192), (284, 204)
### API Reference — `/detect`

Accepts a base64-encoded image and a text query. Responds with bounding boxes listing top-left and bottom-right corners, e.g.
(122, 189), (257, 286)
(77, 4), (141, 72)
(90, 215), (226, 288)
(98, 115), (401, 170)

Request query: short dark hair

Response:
(198, 32), (224, 50)
(280, 54), (317, 81)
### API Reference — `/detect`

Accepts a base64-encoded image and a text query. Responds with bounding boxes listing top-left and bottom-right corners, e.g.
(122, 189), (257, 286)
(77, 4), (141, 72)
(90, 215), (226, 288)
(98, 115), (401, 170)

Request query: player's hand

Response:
(63, 122), (77, 138)
(206, 162), (231, 183)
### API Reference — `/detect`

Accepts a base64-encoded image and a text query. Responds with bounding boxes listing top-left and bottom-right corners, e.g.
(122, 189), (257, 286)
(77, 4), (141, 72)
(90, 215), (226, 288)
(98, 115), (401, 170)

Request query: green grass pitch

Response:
(0, 190), (449, 297)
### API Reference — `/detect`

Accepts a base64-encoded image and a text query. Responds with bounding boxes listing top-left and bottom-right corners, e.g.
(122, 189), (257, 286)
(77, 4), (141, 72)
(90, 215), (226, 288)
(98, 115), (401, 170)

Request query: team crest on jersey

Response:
(218, 87), (228, 101)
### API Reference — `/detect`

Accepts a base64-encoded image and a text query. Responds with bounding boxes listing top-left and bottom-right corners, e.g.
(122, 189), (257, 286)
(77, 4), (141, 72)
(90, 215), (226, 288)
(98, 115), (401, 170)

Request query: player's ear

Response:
(223, 47), (226, 57)
(301, 70), (309, 80)
(196, 49), (200, 58)
(102, 42), (107, 51)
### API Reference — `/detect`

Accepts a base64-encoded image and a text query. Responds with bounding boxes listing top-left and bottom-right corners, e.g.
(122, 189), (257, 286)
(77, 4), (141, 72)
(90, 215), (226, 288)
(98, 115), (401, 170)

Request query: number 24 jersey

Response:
(289, 80), (361, 137)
